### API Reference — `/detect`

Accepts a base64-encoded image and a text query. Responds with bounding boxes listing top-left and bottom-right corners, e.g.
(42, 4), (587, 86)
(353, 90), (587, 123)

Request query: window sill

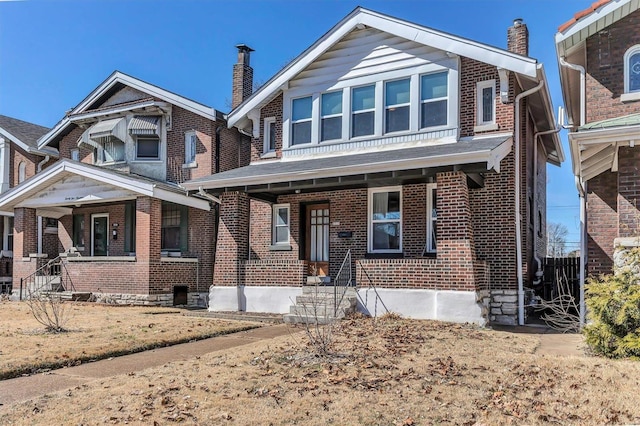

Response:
(269, 244), (292, 251)
(365, 252), (404, 259)
(474, 123), (499, 132)
(261, 151), (277, 159)
(182, 162), (198, 169)
(620, 92), (640, 103)
(161, 256), (198, 263)
(132, 159), (162, 163)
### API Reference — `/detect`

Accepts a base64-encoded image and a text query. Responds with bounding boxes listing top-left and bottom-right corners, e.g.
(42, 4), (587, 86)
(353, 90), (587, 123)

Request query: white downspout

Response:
(37, 155), (50, 173)
(532, 127), (562, 286)
(559, 56), (587, 328)
(515, 78), (545, 326)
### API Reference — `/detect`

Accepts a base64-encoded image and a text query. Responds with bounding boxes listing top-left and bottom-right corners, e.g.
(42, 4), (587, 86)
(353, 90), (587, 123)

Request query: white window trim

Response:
(183, 130), (197, 168)
(3, 216), (13, 253)
(281, 61), (459, 150)
(135, 135), (161, 161)
(384, 78), (412, 135)
(320, 91), (343, 142)
(475, 79), (497, 131)
(368, 186), (403, 254)
(18, 162), (26, 183)
(70, 148), (80, 162)
(291, 96), (314, 146)
(420, 71), (450, 130)
(622, 44), (640, 101)
(425, 183), (437, 254)
(263, 117), (276, 154)
(272, 203), (290, 246)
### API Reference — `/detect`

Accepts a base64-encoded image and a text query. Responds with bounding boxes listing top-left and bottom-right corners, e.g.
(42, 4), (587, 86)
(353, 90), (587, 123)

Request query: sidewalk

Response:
(0, 324), (291, 408)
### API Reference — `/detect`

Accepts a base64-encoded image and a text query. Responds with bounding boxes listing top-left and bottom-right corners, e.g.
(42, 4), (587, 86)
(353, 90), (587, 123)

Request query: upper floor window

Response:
(321, 92), (342, 141)
(184, 131), (197, 166)
(136, 136), (160, 160)
(95, 139), (125, 164)
(420, 72), (448, 128)
(292, 96), (312, 145)
(352, 85), (376, 137)
(18, 162), (26, 183)
(263, 117), (276, 154)
(625, 45), (640, 94)
(475, 80), (496, 130)
(385, 79), (410, 133)
(70, 148), (80, 162)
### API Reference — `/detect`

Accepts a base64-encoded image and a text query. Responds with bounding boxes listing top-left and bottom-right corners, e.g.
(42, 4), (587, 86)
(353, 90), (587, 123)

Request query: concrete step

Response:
(289, 304), (351, 317)
(301, 286), (357, 295)
(283, 313), (341, 325)
(295, 295), (356, 308)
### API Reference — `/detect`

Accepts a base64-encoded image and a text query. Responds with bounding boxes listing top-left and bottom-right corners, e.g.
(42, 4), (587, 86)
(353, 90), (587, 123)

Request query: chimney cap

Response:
(513, 18), (524, 27)
(236, 44), (254, 53)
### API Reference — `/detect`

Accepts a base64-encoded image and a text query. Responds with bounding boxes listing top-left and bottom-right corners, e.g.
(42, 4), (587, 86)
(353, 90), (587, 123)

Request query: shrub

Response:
(584, 247), (640, 359)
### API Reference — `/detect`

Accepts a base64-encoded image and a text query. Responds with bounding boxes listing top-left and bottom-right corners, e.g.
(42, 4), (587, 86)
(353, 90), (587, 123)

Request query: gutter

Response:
(515, 78), (545, 326)
(558, 57), (586, 127)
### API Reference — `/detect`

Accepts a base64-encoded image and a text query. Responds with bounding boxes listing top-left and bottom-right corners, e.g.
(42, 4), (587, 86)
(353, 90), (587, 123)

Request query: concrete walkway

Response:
(0, 324), (291, 408)
(492, 324), (587, 357)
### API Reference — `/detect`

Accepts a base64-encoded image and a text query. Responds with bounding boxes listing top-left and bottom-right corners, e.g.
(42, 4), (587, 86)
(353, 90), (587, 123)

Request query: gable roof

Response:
(39, 71), (222, 150)
(0, 115), (52, 155)
(227, 7), (543, 129)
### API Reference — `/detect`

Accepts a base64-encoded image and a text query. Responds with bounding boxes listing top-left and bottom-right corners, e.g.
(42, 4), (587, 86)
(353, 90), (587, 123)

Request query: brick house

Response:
(0, 72), (241, 306)
(0, 115), (54, 293)
(556, 0), (640, 322)
(184, 8), (563, 325)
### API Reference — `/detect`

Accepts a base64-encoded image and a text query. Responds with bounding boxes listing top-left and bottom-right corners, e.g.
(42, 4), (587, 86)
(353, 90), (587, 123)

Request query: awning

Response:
(128, 116), (160, 136)
(89, 117), (127, 142)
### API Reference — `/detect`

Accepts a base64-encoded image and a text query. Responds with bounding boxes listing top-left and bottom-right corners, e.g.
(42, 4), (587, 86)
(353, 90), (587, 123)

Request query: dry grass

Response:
(3, 313), (640, 425)
(0, 301), (258, 379)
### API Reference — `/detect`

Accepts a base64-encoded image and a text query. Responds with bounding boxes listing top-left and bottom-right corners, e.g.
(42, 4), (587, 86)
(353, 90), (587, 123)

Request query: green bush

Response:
(584, 247), (640, 359)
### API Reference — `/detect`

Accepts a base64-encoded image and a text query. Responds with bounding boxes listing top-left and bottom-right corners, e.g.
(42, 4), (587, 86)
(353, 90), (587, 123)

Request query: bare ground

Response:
(2, 312), (640, 425)
(0, 301), (259, 379)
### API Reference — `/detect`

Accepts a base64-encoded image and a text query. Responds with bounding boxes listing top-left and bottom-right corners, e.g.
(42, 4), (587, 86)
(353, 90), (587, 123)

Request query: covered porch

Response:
(0, 160), (214, 306)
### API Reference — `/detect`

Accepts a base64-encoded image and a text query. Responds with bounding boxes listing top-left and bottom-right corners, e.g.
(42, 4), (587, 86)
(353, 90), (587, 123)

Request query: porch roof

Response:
(183, 135), (512, 197)
(0, 159), (211, 215)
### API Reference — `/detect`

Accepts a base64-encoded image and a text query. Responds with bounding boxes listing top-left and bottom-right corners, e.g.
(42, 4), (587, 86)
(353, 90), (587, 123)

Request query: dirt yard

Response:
(0, 301), (258, 379)
(2, 311), (640, 425)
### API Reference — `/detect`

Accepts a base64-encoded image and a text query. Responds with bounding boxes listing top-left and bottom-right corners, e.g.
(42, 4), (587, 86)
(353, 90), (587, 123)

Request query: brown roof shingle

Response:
(0, 115), (50, 149)
(558, 0), (613, 33)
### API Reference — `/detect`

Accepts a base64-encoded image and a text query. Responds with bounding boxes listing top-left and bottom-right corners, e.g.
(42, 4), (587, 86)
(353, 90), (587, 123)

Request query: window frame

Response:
(384, 78), (411, 134)
(623, 45), (640, 102)
(18, 162), (26, 183)
(3, 216), (13, 252)
(420, 71), (449, 130)
(291, 96), (313, 146)
(272, 203), (290, 246)
(368, 186), (403, 254)
(263, 117), (277, 154)
(135, 135), (161, 161)
(70, 148), (80, 162)
(184, 130), (197, 167)
(351, 84), (377, 138)
(320, 91), (343, 142)
(161, 202), (188, 253)
(425, 183), (437, 254)
(476, 80), (496, 128)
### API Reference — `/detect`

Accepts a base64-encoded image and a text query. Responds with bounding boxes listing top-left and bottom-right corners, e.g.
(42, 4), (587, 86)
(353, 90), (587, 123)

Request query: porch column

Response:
(134, 197), (161, 294)
(13, 207), (39, 288)
(213, 191), (249, 287)
(436, 171), (477, 290)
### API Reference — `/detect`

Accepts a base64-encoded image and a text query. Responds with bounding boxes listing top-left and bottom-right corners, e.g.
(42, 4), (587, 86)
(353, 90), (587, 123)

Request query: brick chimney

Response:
(507, 18), (529, 56)
(232, 44), (254, 109)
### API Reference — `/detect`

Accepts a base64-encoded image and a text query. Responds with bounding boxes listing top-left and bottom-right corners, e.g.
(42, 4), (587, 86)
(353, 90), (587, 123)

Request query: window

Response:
(321, 92), (343, 141)
(72, 214), (85, 249)
(420, 72), (448, 128)
(70, 149), (80, 161)
(18, 162), (26, 183)
(476, 80), (496, 126)
(124, 201), (136, 253)
(292, 96), (312, 145)
(385, 79), (410, 133)
(136, 136), (160, 159)
(272, 204), (290, 245)
(352, 85), (375, 137)
(3, 216), (13, 251)
(161, 202), (187, 252)
(425, 184), (437, 254)
(369, 187), (402, 253)
(94, 139), (125, 164)
(624, 45), (640, 94)
(185, 131), (197, 165)
(263, 118), (276, 153)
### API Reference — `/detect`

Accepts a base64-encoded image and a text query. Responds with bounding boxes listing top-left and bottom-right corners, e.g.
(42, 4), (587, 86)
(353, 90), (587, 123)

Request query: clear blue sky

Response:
(0, 0), (588, 250)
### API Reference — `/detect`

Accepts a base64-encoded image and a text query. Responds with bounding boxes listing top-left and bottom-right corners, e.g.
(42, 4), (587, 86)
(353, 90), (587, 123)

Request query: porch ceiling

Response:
(183, 135), (512, 199)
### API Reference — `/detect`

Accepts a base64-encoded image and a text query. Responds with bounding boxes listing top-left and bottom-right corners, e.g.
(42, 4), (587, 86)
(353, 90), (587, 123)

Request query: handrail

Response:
(20, 255), (75, 300)
(333, 249), (353, 316)
(355, 259), (389, 318)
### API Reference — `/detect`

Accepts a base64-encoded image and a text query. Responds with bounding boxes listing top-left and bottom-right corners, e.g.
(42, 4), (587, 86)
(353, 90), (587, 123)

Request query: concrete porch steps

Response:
(283, 285), (358, 325)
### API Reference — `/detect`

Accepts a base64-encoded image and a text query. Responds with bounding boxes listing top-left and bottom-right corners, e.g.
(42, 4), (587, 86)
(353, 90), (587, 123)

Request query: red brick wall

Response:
(617, 147), (640, 237)
(65, 260), (149, 295)
(213, 192), (250, 287)
(586, 171), (617, 275)
(12, 208), (38, 285)
(585, 9), (640, 123)
(242, 259), (306, 287)
(166, 106), (215, 183)
(10, 144), (40, 187)
(251, 94), (283, 163)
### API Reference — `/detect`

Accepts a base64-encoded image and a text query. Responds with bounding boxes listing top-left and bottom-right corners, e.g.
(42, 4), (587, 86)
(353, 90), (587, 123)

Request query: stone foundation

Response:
(91, 292), (207, 307)
(489, 289), (518, 325)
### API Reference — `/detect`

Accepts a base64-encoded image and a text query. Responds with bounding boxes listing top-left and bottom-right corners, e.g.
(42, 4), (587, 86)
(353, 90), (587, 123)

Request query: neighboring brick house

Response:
(0, 115), (54, 293)
(0, 72), (242, 306)
(184, 8), (563, 325)
(556, 0), (640, 321)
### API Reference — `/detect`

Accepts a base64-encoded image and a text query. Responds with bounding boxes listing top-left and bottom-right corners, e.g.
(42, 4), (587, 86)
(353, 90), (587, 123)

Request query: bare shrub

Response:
(536, 270), (580, 333)
(26, 292), (70, 333)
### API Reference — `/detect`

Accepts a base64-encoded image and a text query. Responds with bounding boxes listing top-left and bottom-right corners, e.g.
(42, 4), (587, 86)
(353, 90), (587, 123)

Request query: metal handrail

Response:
(355, 259), (389, 318)
(333, 249), (354, 316)
(19, 255), (75, 300)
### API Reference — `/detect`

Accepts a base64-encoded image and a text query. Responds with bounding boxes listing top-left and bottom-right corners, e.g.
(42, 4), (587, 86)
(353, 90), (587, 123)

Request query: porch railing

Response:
(20, 255), (75, 300)
(333, 249), (354, 316)
(355, 259), (389, 318)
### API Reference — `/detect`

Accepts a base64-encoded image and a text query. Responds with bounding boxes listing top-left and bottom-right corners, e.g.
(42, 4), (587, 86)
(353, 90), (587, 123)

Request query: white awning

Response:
(128, 116), (160, 136)
(88, 117), (127, 142)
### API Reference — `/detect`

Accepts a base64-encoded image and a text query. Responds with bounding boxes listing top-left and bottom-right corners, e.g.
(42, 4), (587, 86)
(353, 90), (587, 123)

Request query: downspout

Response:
(37, 155), (50, 173)
(532, 127), (562, 285)
(559, 56), (586, 328)
(515, 78), (545, 326)
(36, 155), (50, 255)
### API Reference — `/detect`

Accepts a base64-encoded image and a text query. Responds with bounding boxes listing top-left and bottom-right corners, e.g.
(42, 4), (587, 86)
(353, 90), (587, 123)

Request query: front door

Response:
(305, 203), (330, 277)
(91, 214), (109, 256)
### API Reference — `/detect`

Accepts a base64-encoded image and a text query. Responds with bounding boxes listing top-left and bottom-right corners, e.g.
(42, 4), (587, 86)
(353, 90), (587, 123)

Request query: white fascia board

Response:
(0, 127), (33, 153)
(153, 187), (211, 211)
(183, 140), (512, 190)
(37, 117), (71, 150)
(569, 125), (640, 144)
(72, 72), (218, 121)
(535, 65), (565, 164)
(68, 100), (167, 123)
(228, 8), (539, 128)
